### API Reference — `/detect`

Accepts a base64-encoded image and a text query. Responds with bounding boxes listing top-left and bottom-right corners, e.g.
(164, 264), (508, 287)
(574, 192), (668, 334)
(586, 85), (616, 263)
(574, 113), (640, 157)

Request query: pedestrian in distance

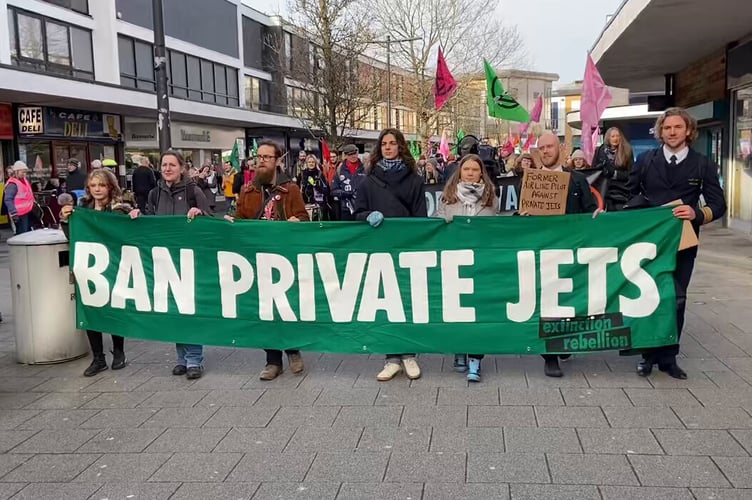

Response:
(436, 154), (498, 382)
(60, 169), (130, 376)
(3, 161), (34, 235)
(129, 150), (212, 380)
(354, 128), (427, 381)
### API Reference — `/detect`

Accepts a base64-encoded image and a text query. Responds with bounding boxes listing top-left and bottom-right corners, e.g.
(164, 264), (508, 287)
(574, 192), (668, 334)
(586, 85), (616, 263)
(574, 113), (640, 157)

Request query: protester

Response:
(594, 127), (634, 211)
(60, 169), (130, 376)
(354, 128), (427, 381)
(512, 153), (535, 176)
(222, 161), (236, 212)
(300, 154), (330, 221)
(293, 150), (308, 182)
(90, 159), (102, 170)
(568, 149), (590, 170)
(195, 163), (217, 213)
(323, 151), (338, 186)
(627, 107), (726, 379)
(331, 144), (366, 221)
(3, 161), (34, 234)
(231, 141), (309, 380)
(424, 158), (441, 184)
(131, 157), (157, 211)
(436, 154), (497, 382)
(129, 150), (211, 380)
(65, 159), (87, 192)
(532, 132), (598, 378)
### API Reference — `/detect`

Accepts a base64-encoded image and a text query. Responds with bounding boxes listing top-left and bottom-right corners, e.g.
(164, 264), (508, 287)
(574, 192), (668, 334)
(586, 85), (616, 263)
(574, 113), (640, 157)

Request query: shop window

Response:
(187, 55), (201, 101)
(201, 60), (215, 103)
(170, 51), (188, 99)
(40, 0), (88, 15)
(117, 35), (155, 91)
(227, 68), (239, 107)
(8, 7), (93, 80)
(214, 65), (228, 105)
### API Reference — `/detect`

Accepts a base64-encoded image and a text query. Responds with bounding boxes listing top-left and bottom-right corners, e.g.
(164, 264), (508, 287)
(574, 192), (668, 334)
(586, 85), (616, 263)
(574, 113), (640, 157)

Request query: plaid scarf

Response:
(379, 159), (406, 172)
(456, 182), (486, 216)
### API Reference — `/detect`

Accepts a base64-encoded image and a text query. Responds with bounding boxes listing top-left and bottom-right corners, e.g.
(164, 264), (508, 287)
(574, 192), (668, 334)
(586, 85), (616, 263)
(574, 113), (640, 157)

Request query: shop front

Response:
(15, 105), (123, 189)
(124, 119), (244, 173)
(0, 103), (13, 225)
(728, 38), (752, 232)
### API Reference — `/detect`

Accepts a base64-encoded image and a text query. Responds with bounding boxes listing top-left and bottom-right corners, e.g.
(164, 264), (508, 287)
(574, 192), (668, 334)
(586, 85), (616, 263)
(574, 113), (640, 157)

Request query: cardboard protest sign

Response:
(664, 199), (699, 251)
(520, 169), (570, 215)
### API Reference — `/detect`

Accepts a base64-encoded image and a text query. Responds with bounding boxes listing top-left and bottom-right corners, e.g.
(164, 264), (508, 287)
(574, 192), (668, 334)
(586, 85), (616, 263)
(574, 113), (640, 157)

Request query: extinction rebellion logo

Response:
(540, 313), (631, 353)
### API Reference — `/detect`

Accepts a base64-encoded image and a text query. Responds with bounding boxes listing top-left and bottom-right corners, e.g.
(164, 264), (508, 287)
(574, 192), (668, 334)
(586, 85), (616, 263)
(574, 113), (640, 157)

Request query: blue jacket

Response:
(330, 161), (366, 215)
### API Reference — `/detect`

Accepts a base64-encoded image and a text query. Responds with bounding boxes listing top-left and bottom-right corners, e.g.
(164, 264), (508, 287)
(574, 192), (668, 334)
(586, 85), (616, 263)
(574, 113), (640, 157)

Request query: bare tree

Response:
(371, 0), (525, 142)
(266, 0), (382, 147)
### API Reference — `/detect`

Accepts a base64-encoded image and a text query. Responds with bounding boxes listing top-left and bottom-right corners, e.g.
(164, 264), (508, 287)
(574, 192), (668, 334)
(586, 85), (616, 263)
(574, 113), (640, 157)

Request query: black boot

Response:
(84, 354), (108, 377)
(544, 357), (563, 378)
(111, 350), (127, 370)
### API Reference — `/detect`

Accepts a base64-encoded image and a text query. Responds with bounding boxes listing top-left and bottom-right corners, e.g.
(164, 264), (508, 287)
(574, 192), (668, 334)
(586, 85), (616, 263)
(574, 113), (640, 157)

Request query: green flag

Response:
(70, 208), (681, 355)
(251, 138), (259, 158)
(484, 59), (530, 122)
(409, 141), (420, 160)
(229, 140), (241, 169)
(452, 129), (465, 155)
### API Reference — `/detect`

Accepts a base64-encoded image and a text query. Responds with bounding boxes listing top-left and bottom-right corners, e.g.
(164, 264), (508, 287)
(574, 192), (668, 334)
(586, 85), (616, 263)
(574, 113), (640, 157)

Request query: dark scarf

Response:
(380, 159), (406, 172)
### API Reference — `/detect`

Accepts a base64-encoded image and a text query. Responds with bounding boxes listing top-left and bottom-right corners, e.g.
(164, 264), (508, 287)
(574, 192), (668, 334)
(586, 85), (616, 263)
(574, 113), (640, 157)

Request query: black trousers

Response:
(265, 349), (300, 366)
(643, 246), (698, 365)
(87, 330), (124, 356)
(134, 193), (149, 211)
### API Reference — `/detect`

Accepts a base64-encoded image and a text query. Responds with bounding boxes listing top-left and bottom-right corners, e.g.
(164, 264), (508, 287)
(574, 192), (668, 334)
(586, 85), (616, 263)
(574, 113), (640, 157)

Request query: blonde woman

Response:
(593, 127), (634, 211)
(60, 169), (132, 376)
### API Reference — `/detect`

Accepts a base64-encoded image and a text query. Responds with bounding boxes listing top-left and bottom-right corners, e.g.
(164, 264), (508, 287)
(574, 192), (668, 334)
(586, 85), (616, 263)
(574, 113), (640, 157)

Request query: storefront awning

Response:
(591, 0), (752, 92)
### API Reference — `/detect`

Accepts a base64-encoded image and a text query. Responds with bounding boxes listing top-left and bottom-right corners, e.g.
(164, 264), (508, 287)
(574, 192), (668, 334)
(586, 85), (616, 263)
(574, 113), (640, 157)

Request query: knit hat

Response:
(11, 161), (28, 172)
(571, 149), (585, 159)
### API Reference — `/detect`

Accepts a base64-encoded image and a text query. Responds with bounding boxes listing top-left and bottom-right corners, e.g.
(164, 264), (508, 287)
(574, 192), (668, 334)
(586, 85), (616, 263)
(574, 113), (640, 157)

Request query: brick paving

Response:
(0, 226), (750, 499)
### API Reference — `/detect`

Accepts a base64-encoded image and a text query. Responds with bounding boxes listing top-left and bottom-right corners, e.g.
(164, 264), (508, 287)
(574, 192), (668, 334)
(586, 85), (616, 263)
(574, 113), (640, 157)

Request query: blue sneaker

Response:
(453, 354), (468, 373)
(467, 358), (481, 382)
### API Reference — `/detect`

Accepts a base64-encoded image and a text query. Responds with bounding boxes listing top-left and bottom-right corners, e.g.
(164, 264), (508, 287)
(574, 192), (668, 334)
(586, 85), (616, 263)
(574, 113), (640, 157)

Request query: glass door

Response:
(731, 87), (752, 224)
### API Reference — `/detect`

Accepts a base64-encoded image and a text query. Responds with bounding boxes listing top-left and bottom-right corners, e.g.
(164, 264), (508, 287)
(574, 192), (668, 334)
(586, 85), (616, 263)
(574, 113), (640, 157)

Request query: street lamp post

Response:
(372, 36), (420, 128)
(153, 0), (171, 151)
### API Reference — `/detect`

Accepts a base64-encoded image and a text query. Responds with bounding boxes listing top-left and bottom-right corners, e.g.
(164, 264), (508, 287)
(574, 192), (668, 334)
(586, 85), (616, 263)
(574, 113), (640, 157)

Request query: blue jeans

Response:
(176, 343), (203, 368)
(14, 214), (32, 234)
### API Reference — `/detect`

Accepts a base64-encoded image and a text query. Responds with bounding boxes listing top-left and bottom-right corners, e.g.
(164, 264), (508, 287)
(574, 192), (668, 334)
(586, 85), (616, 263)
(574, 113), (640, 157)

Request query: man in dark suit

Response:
(627, 107), (726, 379)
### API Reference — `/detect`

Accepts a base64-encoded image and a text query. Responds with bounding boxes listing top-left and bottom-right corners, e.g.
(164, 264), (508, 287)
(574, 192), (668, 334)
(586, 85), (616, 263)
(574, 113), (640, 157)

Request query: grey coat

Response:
(145, 179), (211, 216)
(436, 198), (498, 221)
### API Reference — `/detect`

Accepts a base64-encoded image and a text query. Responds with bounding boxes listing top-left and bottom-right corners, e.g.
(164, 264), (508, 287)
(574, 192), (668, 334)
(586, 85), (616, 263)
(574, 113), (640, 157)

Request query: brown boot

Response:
(259, 364), (282, 380)
(287, 352), (304, 374)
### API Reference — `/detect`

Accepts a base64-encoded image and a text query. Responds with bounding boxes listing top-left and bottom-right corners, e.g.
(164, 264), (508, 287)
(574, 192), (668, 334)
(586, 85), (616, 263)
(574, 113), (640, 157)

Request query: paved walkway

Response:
(0, 226), (751, 499)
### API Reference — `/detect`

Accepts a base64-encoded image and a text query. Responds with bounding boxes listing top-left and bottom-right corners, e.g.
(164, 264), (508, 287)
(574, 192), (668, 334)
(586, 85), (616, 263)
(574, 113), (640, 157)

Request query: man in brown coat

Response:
(229, 140), (309, 380)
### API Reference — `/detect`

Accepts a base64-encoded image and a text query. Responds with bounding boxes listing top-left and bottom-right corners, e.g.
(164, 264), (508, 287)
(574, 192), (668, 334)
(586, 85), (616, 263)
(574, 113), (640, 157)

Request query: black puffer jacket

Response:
(354, 163), (427, 219)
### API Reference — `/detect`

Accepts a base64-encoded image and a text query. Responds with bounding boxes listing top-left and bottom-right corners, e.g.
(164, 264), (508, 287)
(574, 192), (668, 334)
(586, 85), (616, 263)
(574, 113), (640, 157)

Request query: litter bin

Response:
(8, 228), (88, 364)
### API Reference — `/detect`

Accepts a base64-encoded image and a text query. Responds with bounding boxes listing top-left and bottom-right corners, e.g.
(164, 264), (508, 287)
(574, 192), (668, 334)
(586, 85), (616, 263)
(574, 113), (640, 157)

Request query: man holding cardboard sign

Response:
(531, 132), (598, 377)
(627, 107), (726, 380)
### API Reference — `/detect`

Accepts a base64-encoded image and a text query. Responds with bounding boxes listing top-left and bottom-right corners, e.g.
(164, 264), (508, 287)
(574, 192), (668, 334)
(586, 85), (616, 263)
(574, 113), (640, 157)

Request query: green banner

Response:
(70, 208), (681, 355)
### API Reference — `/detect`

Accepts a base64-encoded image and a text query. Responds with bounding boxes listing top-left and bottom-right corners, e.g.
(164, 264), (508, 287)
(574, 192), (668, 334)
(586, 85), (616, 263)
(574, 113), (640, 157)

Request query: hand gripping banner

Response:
(70, 208), (681, 355)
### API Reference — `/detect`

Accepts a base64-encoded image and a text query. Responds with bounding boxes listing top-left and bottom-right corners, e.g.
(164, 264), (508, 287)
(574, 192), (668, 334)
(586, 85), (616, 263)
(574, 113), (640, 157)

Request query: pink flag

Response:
(439, 130), (450, 160)
(433, 48), (458, 111)
(581, 126), (601, 169)
(581, 54), (612, 164)
(520, 96), (543, 135)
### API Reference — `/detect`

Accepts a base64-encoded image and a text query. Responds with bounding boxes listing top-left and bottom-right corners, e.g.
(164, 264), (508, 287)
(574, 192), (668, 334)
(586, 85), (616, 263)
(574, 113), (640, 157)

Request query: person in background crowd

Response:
(293, 150), (308, 183)
(595, 127), (634, 212)
(230, 140), (309, 380)
(130, 150), (211, 380)
(90, 159), (102, 170)
(416, 156), (427, 179)
(627, 107), (726, 380)
(533, 132), (598, 378)
(437, 154), (498, 382)
(222, 161), (236, 213)
(354, 128), (427, 382)
(233, 159), (252, 196)
(65, 159), (87, 192)
(60, 169), (130, 376)
(44, 176), (63, 194)
(512, 153), (535, 176)
(568, 149), (590, 170)
(300, 154), (330, 220)
(195, 162), (217, 213)
(424, 158), (441, 185)
(3, 161), (34, 234)
(102, 159), (118, 172)
(323, 151), (338, 186)
(131, 157), (157, 212)
(331, 144), (366, 221)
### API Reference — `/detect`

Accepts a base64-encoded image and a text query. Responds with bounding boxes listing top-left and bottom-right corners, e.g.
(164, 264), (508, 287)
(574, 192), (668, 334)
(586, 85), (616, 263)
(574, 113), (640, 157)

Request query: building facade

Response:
(0, 0), (417, 190)
(591, 0), (752, 232)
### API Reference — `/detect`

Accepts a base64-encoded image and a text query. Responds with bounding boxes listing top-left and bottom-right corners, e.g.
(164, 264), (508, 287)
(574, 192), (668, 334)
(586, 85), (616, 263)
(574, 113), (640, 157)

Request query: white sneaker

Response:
(377, 362), (402, 381)
(402, 357), (421, 380)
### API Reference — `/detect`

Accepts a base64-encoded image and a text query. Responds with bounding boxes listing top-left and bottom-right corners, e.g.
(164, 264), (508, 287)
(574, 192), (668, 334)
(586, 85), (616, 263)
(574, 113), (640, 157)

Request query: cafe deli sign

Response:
(17, 106), (121, 139)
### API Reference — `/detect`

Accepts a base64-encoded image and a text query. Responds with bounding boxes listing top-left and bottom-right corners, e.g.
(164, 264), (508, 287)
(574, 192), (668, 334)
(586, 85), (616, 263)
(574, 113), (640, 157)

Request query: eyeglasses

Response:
(258, 155), (277, 162)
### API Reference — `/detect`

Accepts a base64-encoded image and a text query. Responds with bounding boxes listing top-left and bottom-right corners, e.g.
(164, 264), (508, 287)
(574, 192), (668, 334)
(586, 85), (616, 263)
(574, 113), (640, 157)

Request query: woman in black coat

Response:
(593, 127), (634, 211)
(354, 128), (427, 383)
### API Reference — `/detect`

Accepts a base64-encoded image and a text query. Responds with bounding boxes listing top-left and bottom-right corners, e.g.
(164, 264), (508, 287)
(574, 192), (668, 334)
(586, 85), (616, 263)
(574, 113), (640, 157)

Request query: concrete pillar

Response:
(90, 0), (120, 84)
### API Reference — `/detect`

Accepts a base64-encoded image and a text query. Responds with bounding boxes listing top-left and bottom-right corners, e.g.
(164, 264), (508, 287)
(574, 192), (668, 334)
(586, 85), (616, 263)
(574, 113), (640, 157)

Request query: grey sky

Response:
(243, 0), (623, 85)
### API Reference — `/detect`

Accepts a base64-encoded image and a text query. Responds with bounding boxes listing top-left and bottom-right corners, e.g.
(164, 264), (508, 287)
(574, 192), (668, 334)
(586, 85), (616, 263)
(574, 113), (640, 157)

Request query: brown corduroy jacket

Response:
(235, 172), (310, 221)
